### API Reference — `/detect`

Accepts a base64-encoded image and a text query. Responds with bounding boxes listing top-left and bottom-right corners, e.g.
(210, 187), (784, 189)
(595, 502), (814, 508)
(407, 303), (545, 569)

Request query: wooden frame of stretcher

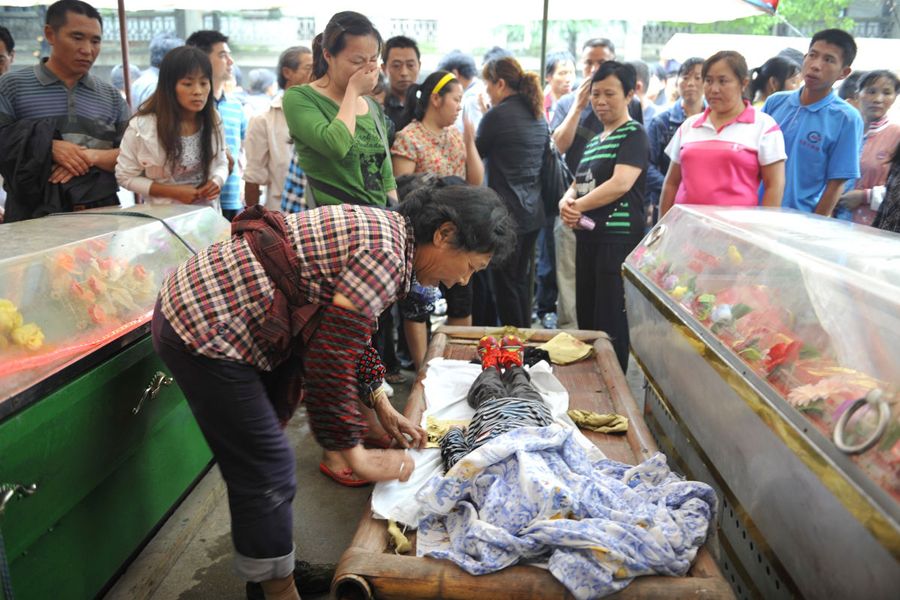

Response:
(333, 326), (735, 600)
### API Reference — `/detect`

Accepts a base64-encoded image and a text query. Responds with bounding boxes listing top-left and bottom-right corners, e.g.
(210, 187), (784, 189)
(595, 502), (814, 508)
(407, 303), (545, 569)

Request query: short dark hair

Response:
(583, 37), (616, 56)
(397, 177), (517, 264)
(382, 35), (420, 64)
(149, 32), (183, 68)
(277, 45), (311, 90)
(591, 60), (636, 96)
(778, 47), (804, 68)
(185, 30), (229, 55)
(248, 68), (276, 94)
(628, 60), (650, 91)
(545, 50), (575, 78)
(839, 70), (867, 101)
(110, 63), (140, 91)
(46, 0), (102, 32)
(482, 46), (512, 66)
(438, 50), (477, 80)
(0, 26), (14, 53)
(859, 69), (900, 95)
(678, 57), (705, 78)
(809, 28), (857, 67)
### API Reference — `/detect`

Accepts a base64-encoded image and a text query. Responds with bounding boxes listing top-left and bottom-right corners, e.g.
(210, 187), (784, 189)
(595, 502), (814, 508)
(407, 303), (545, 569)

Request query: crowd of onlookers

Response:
(2, 1), (899, 379)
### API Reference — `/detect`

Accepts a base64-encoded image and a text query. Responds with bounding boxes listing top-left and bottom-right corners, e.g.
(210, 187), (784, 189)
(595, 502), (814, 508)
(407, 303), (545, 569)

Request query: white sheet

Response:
(371, 358), (604, 526)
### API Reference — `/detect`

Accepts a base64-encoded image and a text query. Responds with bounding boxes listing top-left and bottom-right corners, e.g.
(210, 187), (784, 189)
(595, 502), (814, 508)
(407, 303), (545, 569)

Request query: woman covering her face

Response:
(282, 11), (396, 208)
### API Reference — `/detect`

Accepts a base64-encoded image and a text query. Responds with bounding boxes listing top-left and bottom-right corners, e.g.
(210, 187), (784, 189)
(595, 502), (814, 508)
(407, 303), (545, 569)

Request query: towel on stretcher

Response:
(416, 424), (718, 600)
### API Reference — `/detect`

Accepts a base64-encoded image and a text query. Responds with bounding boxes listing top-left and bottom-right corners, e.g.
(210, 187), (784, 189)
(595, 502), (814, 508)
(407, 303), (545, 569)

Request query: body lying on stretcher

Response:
(371, 335), (719, 600)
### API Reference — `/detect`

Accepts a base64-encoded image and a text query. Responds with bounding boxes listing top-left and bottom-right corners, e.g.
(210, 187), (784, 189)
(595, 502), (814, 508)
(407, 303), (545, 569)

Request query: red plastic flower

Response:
(87, 239), (108, 253)
(73, 247), (92, 264)
(87, 275), (107, 295)
(133, 265), (148, 281)
(70, 281), (96, 304)
(88, 304), (107, 324)
(765, 341), (802, 374)
(55, 253), (78, 274)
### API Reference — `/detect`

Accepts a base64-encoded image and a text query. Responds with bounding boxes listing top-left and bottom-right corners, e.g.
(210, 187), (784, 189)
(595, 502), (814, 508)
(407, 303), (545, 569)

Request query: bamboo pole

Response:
(593, 339), (657, 462)
(116, 0), (133, 110)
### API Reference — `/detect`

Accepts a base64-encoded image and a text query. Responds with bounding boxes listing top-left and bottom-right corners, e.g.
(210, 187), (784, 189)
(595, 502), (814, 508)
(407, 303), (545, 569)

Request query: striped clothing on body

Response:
(214, 93), (248, 210)
(159, 204), (415, 370)
(573, 120), (648, 241)
(441, 367), (554, 470)
(0, 61), (128, 149)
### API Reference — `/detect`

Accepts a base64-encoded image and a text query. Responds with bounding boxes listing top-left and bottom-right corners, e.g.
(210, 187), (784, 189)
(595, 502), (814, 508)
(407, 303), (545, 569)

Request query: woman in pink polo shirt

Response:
(660, 51), (786, 216)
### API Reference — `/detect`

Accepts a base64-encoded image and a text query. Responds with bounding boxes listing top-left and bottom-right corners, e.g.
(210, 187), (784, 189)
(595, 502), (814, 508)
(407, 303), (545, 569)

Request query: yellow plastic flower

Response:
(0, 299), (24, 334)
(671, 285), (689, 300)
(11, 323), (45, 351)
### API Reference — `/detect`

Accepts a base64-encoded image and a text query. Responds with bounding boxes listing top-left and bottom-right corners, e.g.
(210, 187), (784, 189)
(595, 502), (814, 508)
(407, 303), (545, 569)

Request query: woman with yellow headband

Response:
(391, 69), (484, 373)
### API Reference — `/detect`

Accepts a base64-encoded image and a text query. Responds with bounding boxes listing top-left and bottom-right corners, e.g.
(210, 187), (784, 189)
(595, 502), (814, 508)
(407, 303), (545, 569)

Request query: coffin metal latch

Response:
(0, 483), (38, 516)
(132, 371), (173, 415)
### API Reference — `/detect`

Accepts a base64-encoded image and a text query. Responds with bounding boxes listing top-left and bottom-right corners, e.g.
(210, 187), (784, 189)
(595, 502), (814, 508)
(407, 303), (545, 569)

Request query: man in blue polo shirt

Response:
(762, 29), (863, 216)
(187, 30), (247, 221)
(0, 0), (128, 222)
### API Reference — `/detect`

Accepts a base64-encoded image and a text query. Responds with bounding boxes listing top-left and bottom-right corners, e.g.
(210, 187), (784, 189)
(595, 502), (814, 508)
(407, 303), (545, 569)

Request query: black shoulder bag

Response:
(540, 135), (574, 217)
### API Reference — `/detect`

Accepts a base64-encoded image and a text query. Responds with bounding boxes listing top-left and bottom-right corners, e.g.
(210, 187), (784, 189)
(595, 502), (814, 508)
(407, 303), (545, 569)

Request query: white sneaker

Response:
(381, 380), (394, 398)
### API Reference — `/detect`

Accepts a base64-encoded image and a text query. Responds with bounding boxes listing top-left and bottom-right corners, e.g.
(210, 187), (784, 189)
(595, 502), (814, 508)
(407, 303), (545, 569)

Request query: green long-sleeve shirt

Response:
(283, 85), (395, 207)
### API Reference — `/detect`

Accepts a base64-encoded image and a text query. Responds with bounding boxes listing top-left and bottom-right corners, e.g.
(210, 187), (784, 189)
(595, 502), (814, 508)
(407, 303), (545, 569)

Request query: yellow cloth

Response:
(567, 409), (628, 434)
(387, 519), (412, 554)
(538, 332), (593, 365)
(425, 415), (470, 448)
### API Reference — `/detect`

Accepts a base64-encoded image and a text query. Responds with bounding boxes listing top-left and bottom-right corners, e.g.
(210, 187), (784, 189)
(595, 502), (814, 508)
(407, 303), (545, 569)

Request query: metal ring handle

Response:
(833, 389), (891, 454)
(643, 223), (667, 248)
(132, 371), (173, 415)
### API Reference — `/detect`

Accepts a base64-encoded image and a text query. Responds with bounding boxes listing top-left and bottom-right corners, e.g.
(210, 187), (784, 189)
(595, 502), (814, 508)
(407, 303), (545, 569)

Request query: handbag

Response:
(540, 136), (574, 217)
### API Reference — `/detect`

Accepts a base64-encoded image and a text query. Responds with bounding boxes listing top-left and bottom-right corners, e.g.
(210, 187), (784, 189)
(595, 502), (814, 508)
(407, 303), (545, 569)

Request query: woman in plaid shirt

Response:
(152, 180), (514, 599)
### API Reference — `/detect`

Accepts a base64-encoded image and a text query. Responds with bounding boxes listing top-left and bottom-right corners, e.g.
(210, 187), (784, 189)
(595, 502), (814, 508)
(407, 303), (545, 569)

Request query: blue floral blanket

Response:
(415, 424), (717, 599)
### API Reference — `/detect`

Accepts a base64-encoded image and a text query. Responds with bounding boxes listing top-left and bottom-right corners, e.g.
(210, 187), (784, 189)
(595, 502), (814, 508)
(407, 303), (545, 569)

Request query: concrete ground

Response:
(104, 352), (645, 600)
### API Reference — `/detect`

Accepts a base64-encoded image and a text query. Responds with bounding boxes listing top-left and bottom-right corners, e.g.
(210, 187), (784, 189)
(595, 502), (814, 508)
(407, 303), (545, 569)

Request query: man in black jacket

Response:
(0, 0), (127, 222)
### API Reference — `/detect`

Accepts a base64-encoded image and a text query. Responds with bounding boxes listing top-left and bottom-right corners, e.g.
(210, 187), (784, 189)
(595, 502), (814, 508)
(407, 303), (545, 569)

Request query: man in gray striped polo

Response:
(0, 0), (128, 222)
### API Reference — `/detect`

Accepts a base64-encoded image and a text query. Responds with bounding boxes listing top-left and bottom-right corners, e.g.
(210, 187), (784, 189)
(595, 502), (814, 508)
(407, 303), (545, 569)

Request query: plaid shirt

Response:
(159, 204), (415, 370)
(280, 153), (306, 213)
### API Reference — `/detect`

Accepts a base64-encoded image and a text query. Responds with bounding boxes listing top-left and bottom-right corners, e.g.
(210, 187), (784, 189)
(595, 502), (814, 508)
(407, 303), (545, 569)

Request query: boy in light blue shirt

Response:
(762, 29), (863, 216)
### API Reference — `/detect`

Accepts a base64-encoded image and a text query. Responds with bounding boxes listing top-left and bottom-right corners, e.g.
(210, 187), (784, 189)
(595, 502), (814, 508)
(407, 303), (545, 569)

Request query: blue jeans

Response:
(534, 220), (558, 317)
(152, 308), (296, 582)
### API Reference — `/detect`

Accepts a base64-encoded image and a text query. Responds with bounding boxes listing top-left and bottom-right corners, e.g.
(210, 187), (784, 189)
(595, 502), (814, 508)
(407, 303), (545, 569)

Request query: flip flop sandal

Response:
(384, 372), (408, 384)
(318, 462), (371, 487)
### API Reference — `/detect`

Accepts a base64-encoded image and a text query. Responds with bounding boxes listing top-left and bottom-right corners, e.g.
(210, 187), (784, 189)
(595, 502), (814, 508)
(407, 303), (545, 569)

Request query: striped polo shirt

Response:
(214, 92), (247, 210)
(574, 120), (648, 241)
(667, 101), (785, 206)
(0, 59), (129, 149)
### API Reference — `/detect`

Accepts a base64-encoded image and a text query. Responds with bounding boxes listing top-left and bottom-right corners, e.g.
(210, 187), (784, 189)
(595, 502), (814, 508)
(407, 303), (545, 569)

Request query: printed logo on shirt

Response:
(800, 130), (823, 153)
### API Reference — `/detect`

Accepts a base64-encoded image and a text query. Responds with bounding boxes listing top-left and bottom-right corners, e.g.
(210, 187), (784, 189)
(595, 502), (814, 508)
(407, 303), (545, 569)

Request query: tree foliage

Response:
(678, 0), (855, 35)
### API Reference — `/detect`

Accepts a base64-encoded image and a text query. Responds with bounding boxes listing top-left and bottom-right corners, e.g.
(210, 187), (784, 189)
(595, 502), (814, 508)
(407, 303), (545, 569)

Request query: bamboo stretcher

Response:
(333, 326), (735, 600)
